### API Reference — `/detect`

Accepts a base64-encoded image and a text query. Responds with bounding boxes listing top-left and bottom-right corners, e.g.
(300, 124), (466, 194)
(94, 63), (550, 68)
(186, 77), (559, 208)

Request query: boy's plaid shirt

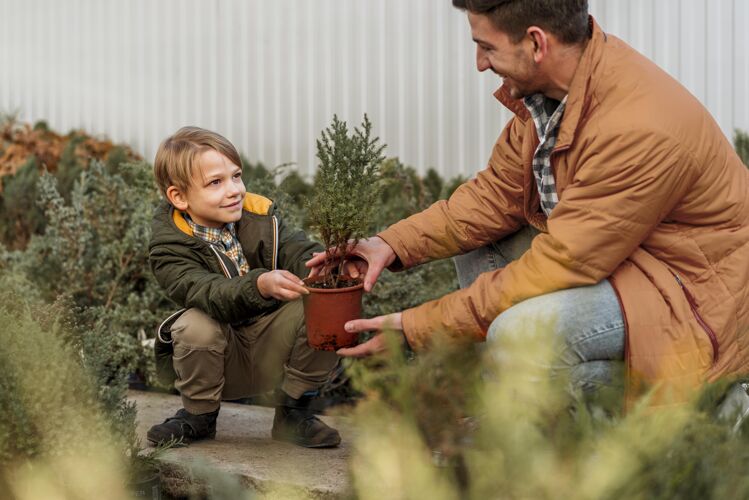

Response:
(183, 214), (250, 276)
(523, 93), (568, 217)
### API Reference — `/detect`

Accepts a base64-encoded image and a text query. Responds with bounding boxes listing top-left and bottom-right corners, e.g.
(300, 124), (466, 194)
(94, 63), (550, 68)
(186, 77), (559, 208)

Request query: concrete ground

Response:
(128, 390), (352, 499)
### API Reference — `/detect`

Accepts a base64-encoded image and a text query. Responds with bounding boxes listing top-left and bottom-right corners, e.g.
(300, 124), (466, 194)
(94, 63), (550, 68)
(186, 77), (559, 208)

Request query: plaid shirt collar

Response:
(183, 214), (250, 276)
(524, 93), (568, 217)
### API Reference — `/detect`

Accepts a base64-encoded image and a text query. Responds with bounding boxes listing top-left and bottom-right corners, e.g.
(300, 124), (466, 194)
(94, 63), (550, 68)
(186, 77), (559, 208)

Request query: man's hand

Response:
(257, 270), (309, 301)
(337, 312), (404, 357)
(305, 236), (397, 292)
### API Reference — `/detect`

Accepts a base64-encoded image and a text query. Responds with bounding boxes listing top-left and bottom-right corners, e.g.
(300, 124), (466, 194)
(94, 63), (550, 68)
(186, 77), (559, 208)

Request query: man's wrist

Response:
(373, 235), (398, 269)
(400, 331), (412, 350)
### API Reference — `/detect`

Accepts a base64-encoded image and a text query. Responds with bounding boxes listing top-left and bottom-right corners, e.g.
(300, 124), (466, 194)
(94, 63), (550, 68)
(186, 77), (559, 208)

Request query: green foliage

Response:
(20, 160), (169, 310)
(240, 155), (307, 231)
(54, 134), (88, 202)
(279, 169), (313, 207)
(363, 259), (457, 318)
(376, 159), (434, 232)
(278, 169), (314, 229)
(240, 155), (273, 189)
(423, 168), (444, 203)
(735, 129), (749, 167)
(307, 115), (386, 287)
(0, 271), (151, 498)
(0, 157), (44, 249)
(6, 159), (174, 388)
(0, 272), (128, 461)
(442, 173), (468, 199)
(346, 326), (749, 500)
(0, 117), (140, 251)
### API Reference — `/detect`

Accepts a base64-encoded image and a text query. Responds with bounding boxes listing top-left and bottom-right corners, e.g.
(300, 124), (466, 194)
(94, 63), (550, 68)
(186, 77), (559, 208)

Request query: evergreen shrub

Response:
(4, 158), (176, 388)
(0, 116), (140, 250)
(0, 272), (132, 498)
(306, 115), (386, 288)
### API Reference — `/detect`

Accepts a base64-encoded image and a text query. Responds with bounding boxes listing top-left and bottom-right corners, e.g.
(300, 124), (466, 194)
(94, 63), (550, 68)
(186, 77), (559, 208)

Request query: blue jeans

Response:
(453, 226), (625, 395)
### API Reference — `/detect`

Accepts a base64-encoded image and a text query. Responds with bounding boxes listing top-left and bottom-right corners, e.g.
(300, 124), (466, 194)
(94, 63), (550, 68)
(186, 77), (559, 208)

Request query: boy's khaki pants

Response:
(170, 300), (338, 415)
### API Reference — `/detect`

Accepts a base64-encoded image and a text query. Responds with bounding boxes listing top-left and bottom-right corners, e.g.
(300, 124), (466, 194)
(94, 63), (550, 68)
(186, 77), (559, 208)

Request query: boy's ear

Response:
(166, 185), (189, 211)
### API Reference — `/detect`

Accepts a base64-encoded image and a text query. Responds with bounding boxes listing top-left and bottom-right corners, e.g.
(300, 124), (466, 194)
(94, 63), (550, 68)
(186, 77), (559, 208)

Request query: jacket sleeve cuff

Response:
(401, 308), (428, 351)
(244, 269), (280, 310)
(377, 229), (409, 272)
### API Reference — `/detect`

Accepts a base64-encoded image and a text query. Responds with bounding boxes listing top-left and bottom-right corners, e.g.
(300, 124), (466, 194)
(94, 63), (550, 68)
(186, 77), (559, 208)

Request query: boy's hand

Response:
(257, 270), (309, 301)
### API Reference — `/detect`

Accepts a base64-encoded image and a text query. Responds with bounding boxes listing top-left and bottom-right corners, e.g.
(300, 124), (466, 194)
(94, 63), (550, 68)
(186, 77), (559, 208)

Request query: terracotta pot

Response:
(303, 275), (364, 351)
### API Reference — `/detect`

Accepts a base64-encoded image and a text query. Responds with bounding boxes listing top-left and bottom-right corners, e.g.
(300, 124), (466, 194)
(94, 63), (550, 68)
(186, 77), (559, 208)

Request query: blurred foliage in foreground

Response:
(0, 273), (132, 499)
(346, 326), (749, 500)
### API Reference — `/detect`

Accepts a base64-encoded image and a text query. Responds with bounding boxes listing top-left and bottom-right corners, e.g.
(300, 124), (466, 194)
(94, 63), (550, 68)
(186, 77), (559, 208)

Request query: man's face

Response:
(174, 150), (247, 228)
(468, 12), (541, 100)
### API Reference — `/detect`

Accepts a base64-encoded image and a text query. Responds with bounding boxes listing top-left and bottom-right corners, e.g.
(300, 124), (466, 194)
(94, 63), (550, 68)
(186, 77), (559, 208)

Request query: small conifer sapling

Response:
(306, 114), (386, 288)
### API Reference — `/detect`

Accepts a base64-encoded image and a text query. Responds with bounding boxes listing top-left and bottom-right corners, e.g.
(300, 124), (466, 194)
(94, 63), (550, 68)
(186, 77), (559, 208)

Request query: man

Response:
(307, 0), (749, 405)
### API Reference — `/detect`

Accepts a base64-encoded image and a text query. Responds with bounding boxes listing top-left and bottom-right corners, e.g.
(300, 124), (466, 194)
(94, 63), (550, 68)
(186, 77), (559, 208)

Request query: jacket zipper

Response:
(271, 215), (279, 270)
(671, 272), (719, 365)
(208, 245), (233, 278)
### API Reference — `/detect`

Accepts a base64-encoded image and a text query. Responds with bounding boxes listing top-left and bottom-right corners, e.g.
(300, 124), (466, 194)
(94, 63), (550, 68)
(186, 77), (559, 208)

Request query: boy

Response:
(147, 126), (340, 448)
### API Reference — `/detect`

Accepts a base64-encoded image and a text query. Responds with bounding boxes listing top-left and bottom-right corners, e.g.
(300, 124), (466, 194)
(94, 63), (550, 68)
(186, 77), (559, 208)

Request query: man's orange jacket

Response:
(378, 19), (749, 405)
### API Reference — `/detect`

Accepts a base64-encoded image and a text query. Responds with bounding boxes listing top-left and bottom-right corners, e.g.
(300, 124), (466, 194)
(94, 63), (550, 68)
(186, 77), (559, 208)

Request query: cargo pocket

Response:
(153, 309), (187, 387)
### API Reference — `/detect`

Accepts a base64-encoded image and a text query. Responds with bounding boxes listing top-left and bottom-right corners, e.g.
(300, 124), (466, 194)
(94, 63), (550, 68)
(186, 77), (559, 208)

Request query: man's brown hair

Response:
(452, 0), (590, 45)
(153, 126), (242, 198)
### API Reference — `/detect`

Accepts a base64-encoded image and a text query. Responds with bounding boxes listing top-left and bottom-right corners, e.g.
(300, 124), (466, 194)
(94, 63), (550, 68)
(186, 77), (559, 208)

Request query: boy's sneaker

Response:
(147, 408), (219, 446)
(271, 405), (341, 448)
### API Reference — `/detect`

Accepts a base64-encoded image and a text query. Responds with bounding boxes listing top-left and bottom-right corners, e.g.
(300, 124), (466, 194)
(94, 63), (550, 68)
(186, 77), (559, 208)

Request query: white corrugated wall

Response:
(1, 0), (747, 179)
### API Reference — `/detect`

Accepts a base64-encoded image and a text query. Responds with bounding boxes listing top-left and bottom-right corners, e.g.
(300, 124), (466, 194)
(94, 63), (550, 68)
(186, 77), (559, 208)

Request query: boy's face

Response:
(167, 150), (246, 228)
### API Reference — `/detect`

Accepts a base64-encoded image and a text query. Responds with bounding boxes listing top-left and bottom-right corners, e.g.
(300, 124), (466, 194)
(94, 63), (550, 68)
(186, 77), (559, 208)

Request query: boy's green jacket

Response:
(149, 192), (322, 325)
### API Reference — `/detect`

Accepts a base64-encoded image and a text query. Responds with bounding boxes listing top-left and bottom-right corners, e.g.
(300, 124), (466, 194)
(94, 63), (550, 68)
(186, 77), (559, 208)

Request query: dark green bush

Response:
(19, 160), (170, 311)
(6, 159), (175, 388)
(240, 155), (308, 231)
(363, 259), (457, 319)
(0, 157), (44, 250)
(0, 116), (140, 251)
(736, 129), (749, 167)
(376, 159), (433, 232)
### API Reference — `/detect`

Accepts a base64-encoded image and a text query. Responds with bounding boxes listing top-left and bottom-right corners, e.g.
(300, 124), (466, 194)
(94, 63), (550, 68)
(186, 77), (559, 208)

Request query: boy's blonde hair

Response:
(153, 126), (242, 197)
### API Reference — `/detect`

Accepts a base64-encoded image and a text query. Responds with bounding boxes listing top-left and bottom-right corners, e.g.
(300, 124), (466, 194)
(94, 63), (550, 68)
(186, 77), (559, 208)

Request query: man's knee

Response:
(171, 308), (226, 349)
(487, 295), (561, 346)
(487, 282), (624, 365)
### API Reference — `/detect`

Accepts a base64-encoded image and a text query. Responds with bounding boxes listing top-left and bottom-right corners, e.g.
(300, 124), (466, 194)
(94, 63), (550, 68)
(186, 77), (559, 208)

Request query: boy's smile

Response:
(167, 149), (247, 228)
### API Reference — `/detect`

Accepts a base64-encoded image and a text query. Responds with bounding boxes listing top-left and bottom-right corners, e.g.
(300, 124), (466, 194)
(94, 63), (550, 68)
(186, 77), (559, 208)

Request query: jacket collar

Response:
(493, 16), (608, 151)
(170, 192), (274, 237)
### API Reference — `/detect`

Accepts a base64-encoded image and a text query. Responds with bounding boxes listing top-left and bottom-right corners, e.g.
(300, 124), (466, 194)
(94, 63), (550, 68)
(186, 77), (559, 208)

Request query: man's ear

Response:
(166, 185), (189, 211)
(526, 26), (549, 64)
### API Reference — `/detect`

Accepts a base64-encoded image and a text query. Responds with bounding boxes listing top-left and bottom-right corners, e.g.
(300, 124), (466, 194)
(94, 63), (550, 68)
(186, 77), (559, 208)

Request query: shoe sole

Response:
(271, 433), (341, 449)
(146, 431), (216, 447)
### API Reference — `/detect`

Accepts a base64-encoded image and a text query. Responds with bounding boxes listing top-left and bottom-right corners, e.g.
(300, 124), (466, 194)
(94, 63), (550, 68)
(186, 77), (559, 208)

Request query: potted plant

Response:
(304, 114), (386, 350)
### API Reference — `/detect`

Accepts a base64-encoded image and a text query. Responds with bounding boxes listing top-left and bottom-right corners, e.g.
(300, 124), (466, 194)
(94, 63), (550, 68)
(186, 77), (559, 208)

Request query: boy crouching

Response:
(147, 126), (340, 448)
